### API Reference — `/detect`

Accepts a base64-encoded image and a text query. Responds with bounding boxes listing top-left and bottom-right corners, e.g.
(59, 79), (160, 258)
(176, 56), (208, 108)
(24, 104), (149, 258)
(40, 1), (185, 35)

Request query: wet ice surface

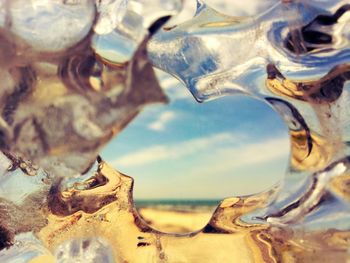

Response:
(54, 237), (115, 263)
(9, 0), (95, 52)
(0, 0), (181, 177)
(0, 0), (349, 262)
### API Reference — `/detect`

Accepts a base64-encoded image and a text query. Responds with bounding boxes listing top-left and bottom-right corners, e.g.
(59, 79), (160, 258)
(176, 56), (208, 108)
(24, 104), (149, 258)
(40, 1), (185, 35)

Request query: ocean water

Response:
(135, 199), (220, 212)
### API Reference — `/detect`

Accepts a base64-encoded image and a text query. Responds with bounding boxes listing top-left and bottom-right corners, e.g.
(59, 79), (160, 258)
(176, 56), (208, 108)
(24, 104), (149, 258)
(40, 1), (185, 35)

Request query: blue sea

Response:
(135, 199), (221, 212)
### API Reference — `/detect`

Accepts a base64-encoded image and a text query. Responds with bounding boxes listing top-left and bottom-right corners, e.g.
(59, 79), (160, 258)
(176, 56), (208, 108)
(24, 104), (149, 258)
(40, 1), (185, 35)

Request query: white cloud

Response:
(111, 132), (236, 167)
(112, 134), (289, 170)
(110, 134), (289, 199)
(148, 111), (177, 131)
(185, 137), (289, 177)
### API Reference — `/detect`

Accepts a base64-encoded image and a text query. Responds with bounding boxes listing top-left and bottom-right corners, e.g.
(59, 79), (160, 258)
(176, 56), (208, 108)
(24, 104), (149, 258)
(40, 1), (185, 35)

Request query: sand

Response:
(138, 207), (215, 233)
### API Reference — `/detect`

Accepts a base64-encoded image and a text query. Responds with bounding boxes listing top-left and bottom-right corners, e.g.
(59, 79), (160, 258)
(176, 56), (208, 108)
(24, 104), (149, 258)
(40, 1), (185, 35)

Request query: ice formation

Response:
(0, 0), (349, 262)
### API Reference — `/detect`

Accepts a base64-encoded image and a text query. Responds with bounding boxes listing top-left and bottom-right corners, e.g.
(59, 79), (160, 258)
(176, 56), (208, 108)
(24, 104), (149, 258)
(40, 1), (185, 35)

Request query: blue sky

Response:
(101, 70), (290, 200)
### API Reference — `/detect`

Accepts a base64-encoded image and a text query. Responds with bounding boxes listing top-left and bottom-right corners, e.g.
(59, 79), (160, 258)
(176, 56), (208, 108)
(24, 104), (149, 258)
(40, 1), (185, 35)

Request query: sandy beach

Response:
(138, 207), (215, 233)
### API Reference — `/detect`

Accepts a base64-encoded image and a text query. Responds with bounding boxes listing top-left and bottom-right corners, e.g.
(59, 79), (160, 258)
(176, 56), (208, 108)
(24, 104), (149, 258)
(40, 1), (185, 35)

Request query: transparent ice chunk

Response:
(55, 238), (114, 263)
(8, 0), (95, 52)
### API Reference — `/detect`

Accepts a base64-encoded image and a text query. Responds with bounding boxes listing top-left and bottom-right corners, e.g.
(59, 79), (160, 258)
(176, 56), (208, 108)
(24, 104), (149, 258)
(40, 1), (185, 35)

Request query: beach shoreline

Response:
(136, 200), (219, 233)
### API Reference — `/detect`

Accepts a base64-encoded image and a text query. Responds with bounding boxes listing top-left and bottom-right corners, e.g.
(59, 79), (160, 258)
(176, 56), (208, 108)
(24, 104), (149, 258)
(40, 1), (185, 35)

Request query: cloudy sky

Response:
(101, 0), (289, 200)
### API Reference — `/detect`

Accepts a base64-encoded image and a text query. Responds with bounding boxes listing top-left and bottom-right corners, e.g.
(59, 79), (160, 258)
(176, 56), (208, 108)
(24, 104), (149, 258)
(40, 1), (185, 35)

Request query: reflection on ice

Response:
(0, 0), (349, 262)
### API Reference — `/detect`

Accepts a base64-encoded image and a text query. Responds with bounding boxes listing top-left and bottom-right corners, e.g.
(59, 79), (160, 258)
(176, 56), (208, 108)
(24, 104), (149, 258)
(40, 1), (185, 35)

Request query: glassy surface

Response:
(0, 0), (349, 262)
